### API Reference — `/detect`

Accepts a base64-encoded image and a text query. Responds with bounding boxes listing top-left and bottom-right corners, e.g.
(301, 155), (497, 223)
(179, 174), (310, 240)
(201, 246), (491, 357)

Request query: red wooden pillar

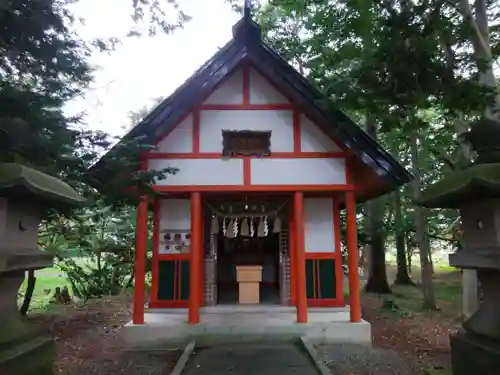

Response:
(346, 190), (361, 322)
(189, 191), (202, 324)
(199, 205), (205, 308)
(293, 191), (308, 323)
(150, 198), (160, 306)
(133, 197), (148, 324)
(289, 204), (296, 306)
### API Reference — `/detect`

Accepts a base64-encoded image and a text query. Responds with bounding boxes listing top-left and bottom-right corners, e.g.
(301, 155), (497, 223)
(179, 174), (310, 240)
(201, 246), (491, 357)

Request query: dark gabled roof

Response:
(90, 13), (412, 194)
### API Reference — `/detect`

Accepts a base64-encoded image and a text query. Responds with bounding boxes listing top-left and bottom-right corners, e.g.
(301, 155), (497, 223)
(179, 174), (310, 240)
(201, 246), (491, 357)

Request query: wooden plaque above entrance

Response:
(222, 130), (271, 157)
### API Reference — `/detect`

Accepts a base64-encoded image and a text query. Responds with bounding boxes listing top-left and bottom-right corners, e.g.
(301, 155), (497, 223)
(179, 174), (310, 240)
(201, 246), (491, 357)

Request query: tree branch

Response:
(458, 0), (492, 60)
(428, 148), (457, 170)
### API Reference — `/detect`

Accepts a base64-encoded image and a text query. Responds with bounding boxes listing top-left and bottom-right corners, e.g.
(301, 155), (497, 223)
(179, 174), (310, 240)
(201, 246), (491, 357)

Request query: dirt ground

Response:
(27, 269), (459, 374)
(358, 268), (462, 371)
(29, 295), (181, 375)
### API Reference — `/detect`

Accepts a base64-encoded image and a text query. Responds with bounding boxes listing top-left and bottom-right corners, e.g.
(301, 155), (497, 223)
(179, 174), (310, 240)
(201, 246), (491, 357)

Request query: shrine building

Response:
(90, 10), (411, 347)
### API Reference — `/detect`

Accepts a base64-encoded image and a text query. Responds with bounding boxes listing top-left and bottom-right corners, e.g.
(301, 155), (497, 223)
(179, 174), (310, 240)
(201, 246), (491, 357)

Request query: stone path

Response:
(182, 343), (319, 375)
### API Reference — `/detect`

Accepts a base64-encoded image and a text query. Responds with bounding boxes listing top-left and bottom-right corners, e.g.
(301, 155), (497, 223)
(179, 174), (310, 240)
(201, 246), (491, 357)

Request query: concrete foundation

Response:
(124, 305), (371, 349)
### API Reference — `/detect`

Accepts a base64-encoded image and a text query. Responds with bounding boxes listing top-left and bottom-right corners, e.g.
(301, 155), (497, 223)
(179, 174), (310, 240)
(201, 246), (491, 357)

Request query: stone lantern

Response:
(0, 162), (85, 375)
(419, 118), (500, 375)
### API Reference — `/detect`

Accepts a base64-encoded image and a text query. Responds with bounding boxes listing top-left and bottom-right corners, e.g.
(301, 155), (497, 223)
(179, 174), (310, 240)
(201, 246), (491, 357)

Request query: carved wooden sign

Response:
(222, 130), (271, 157)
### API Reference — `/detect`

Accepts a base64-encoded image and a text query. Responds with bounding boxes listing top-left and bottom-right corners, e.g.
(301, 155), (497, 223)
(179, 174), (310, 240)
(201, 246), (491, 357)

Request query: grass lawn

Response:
(19, 256), (143, 312)
(363, 263), (463, 320)
(23, 256), (462, 314)
(18, 257), (93, 312)
(19, 267), (70, 311)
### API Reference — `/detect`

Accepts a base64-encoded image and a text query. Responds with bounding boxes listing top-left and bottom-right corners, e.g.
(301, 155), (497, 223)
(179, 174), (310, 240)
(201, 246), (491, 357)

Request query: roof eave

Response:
(246, 45), (413, 190)
(90, 30), (412, 193)
(90, 42), (248, 183)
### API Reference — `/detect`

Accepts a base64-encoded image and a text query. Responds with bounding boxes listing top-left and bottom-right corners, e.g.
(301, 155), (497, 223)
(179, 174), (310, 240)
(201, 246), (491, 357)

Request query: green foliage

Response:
(38, 204), (150, 301)
(0, 0), (181, 311)
(259, 0), (499, 299)
(129, 0), (192, 37)
(9, 0), (498, 310)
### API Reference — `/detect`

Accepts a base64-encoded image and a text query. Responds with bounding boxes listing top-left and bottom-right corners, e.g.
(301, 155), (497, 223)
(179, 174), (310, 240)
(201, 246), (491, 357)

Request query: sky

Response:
(64, 0), (241, 137)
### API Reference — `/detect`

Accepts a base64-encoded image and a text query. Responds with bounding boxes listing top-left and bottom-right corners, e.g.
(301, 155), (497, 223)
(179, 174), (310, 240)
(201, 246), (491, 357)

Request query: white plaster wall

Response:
(159, 199), (191, 230)
(300, 114), (342, 152)
(149, 158), (244, 186)
(155, 114), (193, 153)
(250, 158), (346, 185)
(249, 68), (289, 105)
(304, 198), (335, 253)
(203, 70), (243, 105)
(199, 110), (294, 153)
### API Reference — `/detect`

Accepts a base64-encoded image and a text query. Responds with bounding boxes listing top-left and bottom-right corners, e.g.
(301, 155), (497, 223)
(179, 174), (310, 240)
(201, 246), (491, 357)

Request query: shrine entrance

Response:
(204, 196), (290, 306)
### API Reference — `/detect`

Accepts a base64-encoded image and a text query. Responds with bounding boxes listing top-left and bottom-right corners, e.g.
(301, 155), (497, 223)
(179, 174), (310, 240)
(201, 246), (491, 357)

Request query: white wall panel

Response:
(199, 110), (294, 153)
(300, 114), (342, 152)
(149, 158), (244, 186)
(250, 158), (346, 185)
(304, 198), (335, 253)
(155, 114), (193, 153)
(203, 70), (243, 105)
(249, 68), (289, 105)
(159, 199), (190, 230)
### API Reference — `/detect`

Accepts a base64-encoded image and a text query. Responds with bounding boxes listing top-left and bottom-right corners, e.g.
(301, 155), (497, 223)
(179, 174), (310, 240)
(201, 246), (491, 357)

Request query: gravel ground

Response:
(73, 351), (181, 375)
(316, 344), (432, 375)
(29, 295), (184, 375)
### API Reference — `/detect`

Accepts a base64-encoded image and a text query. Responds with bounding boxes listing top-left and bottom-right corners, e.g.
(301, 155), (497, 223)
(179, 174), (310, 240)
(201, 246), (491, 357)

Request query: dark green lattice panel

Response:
(158, 260), (175, 300)
(157, 260), (191, 301)
(305, 259), (314, 298)
(305, 258), (337, 299)
(178, 260), (190, 300)
(318, 259), (336, 299)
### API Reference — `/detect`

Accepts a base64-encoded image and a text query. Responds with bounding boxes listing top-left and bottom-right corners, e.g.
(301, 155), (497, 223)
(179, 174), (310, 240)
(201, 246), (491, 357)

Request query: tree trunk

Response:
(406, 238), (414, 273)
(358, 244), (367, 278)
(19, 270), (36, 316)
(363, 116), (391, 294)
(410, 132), (438, 310)
(125, 267), (135, 290)
(364, 220), (392, 293)
(393, 189), (415, 286)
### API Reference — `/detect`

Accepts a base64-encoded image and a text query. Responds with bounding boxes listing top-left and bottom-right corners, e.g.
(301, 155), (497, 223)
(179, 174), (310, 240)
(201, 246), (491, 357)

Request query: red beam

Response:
(293, 109), (301, 153)
(333, 199), (345, 306)
(192, 110), (200, 154)
(132, 197), (148, 324)
(145, 152), (346, 159)
(289, 206), (296, 306)
(153, 184), (354, 193)
(294, 191), (308, 323)
(188, 192), (202, 324)
(346, 190), (361, 322)
(199, 104), (293, 110)
(150, 199), (160, 305)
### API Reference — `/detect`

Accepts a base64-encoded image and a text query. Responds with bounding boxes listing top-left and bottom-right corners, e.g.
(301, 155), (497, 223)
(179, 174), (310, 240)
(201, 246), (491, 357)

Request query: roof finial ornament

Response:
(232, 0), (261, 42)
(244, 0), (252, 19)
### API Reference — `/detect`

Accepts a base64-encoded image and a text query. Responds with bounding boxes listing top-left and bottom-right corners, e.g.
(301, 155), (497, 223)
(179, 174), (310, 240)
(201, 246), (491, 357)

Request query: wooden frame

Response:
(305, 253), (345, 307)
(147, 61), (347, 161)
(153, 185), (354, 192)
(133, 196), (148, 324)
(133, 61), (359, 326)
(222, 129), (272, 157)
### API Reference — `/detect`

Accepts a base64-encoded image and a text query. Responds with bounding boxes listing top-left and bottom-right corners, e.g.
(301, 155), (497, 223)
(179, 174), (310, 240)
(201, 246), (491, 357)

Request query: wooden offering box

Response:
(236, 265), (263, 304)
